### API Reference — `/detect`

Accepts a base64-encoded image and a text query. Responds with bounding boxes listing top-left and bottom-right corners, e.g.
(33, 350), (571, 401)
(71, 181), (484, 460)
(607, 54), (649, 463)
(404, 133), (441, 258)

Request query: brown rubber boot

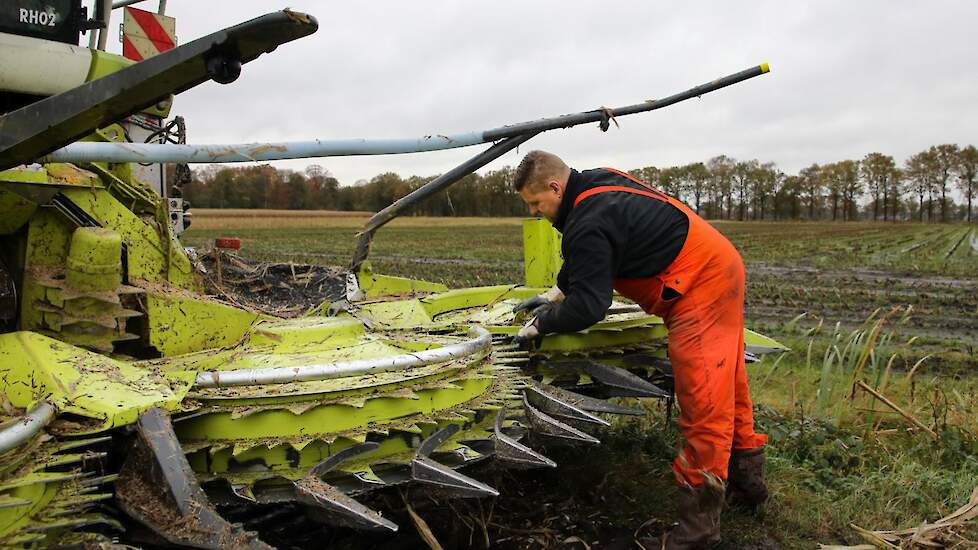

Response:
(635, 474), (724, 550)
(726, 446), (769, 511)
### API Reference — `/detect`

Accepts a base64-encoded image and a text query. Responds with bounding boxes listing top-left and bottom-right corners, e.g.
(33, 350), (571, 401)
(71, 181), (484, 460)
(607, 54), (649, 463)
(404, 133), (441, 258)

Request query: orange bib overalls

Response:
(574, 168), (768, 486)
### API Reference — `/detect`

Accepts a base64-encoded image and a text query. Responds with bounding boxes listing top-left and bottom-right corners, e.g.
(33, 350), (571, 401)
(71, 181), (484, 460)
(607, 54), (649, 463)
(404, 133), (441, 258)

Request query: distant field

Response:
(183, 213), (978, 351)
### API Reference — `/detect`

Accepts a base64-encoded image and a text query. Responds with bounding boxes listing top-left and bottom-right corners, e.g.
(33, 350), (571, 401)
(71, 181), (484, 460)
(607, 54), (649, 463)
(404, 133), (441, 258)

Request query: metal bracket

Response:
(115, 408), (272, 550)
(492, 407), (556, 469)
(531, 381), (644, 417)
(522, 394), (600, 445)
(525, 385), (610, 427)
(578, 360), (672, 398)
(294, 442), (398, 532)
(410, 424), (499, 498)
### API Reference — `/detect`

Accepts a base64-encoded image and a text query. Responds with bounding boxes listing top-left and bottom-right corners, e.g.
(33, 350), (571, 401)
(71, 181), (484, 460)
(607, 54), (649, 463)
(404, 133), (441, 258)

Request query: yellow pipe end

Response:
(760, 62), (771, 74)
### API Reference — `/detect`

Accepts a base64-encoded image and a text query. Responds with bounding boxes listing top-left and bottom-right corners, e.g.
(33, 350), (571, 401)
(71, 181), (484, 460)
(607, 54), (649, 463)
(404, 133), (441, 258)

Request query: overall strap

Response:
(574, 185), (669, 208)
(573, 168), (670, 208)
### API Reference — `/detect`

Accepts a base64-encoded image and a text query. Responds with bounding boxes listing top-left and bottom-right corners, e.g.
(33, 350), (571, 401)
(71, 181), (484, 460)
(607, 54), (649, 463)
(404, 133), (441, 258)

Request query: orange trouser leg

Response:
(666, 250), (766, 487)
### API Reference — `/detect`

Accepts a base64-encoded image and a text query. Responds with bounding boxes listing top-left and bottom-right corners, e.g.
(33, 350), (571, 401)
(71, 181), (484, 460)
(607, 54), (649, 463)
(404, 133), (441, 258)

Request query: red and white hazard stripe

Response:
(122, 7), (176, 61)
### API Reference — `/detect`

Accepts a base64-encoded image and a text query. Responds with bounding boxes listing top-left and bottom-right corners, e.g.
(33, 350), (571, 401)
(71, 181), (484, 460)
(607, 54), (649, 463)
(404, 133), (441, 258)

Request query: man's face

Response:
(519, 180), (563, 223)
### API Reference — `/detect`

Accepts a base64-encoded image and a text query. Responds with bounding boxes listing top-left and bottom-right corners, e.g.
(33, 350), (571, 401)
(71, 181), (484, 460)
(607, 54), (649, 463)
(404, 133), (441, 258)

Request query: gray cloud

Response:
(104, 1), (978, 184)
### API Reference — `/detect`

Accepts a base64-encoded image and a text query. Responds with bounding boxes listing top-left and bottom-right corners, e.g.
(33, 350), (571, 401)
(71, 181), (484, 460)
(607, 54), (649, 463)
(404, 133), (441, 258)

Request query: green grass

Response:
(592, 323), (978, 548)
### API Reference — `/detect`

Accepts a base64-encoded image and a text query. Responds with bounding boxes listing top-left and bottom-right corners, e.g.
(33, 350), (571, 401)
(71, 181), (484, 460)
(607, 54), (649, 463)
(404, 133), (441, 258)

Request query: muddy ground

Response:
(744, 262), (977, 369)
(230, 426), (785, 550)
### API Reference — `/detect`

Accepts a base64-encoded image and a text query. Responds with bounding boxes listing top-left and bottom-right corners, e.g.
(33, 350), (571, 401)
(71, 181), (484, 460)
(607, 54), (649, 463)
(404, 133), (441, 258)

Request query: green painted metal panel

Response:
(357, 261), (447, 297)
(246, 317), (364, 349)
(145, 292), (259, 357)
(522, 218), (563, 287)
(0, 331), (186, 430)
(86, 49), (133, 81)
(0, 169), (48, 185)
(60, 188), (196, 288)
(175, 377), (492, 441)
(420, 285), (527, 317)
(0, 189), (36, 235)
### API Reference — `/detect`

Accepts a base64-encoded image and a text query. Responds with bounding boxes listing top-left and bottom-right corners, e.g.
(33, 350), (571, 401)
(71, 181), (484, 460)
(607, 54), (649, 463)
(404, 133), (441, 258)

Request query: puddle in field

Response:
(744, 262), (978, 347)
(748, 263), (977, 289)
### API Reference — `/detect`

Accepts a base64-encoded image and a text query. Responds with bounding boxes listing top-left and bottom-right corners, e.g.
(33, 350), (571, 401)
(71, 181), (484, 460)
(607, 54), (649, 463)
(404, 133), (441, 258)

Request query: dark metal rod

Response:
(483, 63), (769, 141)
(351, 132), (537, 271)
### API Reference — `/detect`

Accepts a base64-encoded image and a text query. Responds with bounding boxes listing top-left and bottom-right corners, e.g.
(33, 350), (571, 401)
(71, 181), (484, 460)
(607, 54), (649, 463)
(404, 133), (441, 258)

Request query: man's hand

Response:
(513, 295), (548, 315)
(512, 318), (541, 348)
(513, 285), (565, 315)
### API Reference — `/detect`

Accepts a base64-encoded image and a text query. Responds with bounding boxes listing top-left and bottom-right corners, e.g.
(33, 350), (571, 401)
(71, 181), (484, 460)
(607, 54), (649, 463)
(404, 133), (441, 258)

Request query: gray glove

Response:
(513, 285), (565, 315)
(512, 318), (541, 348)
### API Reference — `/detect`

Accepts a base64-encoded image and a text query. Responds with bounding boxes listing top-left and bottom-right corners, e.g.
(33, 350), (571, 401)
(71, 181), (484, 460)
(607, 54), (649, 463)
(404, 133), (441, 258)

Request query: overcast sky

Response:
(98, 1), (978, 185)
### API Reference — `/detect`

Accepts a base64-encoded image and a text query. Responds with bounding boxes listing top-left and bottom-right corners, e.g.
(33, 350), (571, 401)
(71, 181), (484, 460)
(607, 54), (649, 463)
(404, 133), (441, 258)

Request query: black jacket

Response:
(535, 168), (689, 334)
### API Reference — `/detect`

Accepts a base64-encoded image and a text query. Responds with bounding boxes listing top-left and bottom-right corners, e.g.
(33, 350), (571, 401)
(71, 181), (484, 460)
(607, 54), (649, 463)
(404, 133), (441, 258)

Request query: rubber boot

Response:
(726, 446), (769, 511)
(636, 475), (724, 550)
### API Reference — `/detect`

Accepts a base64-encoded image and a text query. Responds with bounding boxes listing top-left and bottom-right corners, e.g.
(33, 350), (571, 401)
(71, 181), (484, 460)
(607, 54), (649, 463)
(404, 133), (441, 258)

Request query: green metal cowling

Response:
(64, 227), (121, 292)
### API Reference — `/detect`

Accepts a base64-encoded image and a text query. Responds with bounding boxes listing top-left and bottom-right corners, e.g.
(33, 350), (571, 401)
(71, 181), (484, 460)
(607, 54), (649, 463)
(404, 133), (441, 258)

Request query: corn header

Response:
(0, 4), (781, 547)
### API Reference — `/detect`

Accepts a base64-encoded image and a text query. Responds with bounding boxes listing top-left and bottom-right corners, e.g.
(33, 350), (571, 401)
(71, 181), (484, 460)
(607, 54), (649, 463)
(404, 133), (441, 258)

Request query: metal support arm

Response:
(351, 133), (536, 271)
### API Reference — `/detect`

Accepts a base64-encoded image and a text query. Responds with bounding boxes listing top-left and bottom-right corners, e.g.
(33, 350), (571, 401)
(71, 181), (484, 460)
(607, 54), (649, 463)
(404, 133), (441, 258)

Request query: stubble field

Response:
(183, 211), (978, 548)
(185, 212), (977, 359)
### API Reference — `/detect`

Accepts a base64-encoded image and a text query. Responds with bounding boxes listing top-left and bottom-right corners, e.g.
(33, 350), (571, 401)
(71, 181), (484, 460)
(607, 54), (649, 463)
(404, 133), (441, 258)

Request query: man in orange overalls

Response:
(512, 150), (768, 549)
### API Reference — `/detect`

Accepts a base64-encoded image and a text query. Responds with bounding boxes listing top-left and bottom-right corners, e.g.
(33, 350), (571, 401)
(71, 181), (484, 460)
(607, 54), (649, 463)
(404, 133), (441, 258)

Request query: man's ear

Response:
(549, 180), (561, 194)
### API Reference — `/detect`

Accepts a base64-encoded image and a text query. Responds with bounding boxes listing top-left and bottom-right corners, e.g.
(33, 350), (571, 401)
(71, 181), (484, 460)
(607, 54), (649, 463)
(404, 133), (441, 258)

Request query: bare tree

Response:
(860, 153), (895, 221)
(754, 163), (780, 220)
(930, 144), (960, 222)
(887, 167), (904, 222)
(777, 174), (803, 220)
(707, 155), (734, 219)
(957, 145), (978, 223)
(733, 160), (759, 220)
(657, 166), (684, 200)
(799, 164), (822, 220)
(838, 160), (862, 220)
(904, 151), (936, 222)
(821, 163), (843, 221)
(686, 162), (710, 215)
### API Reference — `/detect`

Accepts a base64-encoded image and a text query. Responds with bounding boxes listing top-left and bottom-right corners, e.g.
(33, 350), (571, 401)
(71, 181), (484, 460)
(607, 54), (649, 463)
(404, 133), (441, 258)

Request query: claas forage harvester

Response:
(0, 4), (782, 547)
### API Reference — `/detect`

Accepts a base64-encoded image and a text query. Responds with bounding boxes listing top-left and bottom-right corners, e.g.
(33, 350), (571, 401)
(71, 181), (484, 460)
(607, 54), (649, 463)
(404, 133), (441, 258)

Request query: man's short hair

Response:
(513, 150), (569, 192)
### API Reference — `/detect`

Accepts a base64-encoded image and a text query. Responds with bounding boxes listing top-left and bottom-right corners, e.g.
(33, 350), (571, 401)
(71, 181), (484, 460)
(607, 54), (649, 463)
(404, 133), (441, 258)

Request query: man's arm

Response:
(534, 223), (617, 334)
(556, 262), (569, 295)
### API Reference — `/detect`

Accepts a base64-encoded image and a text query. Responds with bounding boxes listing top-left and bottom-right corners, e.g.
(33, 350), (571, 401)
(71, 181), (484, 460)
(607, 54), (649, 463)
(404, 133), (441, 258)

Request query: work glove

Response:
(513, 285), (565, 315)
(512, 317), (541, 348)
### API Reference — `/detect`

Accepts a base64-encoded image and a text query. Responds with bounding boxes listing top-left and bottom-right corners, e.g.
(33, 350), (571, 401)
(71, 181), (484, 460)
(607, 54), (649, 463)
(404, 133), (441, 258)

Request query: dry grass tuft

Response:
(848, 486), (978, 548)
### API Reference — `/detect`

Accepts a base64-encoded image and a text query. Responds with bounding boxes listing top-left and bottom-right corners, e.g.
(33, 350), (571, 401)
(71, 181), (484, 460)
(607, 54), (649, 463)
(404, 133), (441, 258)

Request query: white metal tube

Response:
(0, 401), (56, 455)
(0, 33), (93, 96)
(97, 0), (112, 51)
(193, 326), (492, 388)
(41, 132), (486, 164)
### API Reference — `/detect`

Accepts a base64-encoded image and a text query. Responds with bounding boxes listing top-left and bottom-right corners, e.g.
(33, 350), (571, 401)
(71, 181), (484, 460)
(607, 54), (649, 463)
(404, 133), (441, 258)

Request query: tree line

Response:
(183, 143), (978, 222)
